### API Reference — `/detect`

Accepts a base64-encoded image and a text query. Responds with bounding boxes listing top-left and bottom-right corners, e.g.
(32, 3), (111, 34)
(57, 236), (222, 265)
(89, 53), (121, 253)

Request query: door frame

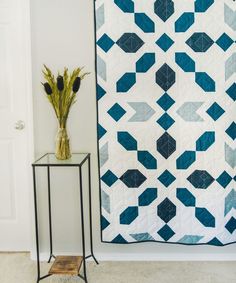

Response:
(1, 0), (34, 252)
(18, 0), (34, 252)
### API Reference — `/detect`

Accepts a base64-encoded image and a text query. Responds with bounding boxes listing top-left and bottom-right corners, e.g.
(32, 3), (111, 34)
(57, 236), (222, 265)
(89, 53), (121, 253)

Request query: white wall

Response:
(31, 0), (236, 260)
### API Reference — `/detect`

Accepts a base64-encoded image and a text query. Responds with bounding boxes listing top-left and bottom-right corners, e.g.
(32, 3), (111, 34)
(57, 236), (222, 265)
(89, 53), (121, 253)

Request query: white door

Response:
(0, 0), (32, 251)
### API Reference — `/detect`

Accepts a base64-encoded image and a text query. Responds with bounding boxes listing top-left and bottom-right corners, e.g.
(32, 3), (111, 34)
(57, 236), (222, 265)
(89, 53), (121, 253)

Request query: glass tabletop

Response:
(32, 153), (90, 166)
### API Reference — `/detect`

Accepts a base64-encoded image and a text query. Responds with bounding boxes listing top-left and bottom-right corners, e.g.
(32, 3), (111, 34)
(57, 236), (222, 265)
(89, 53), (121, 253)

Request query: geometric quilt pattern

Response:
(95, 0), (236, 246)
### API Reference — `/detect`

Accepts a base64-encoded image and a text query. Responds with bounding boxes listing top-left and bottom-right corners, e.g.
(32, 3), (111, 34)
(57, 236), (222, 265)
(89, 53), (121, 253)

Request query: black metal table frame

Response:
(32, 153), (98, 283)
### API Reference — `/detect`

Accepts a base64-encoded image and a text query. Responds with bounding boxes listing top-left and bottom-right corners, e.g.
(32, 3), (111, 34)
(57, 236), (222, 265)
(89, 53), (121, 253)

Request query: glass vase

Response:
(55, 127), (71, 160)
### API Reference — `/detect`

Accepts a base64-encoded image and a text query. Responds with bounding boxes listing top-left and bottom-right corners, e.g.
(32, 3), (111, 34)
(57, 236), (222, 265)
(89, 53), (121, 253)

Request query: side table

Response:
(32, 153), (98, 283)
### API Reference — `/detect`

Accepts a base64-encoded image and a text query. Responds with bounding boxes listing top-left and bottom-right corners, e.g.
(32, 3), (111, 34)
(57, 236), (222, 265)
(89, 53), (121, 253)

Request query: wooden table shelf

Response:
(49, 256), (83, 276)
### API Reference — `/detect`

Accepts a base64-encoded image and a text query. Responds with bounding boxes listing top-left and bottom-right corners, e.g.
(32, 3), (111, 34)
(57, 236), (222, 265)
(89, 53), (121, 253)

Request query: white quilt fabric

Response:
(95, 0), (236, 245)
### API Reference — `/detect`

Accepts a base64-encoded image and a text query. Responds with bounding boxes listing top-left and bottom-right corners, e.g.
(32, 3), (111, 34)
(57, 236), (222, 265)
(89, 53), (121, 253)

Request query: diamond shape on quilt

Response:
(226, 83), (236, 101)
(97, 84), (106, 100)
(154, 0), (174, 22)
(156, 63), (176, 91)
(112, 234), (127, 243)
(187, 170), (214, 189)
(120, 170), (147, 188)
(101, 170), (118, 187)
(97, 34), (115, 52)
(158, 170), (176, 187)
(108, 103), (126, 121)
(157, 198), (176, 223)
(207, 238), (223, 246)
(156, 132), (176, 159)
(225, 122), (236, 140)
(225, 217), (236, 234)
(116, 33), (144, 53)
(157, 113), (175, 130)
(206, 103), (225, 121)
(156, 33), (174, 52)
(216, 33), (234, 51)
(98, 124), (107, 139)
(157, 93), (175, 111)
(158, 225), (175, 241)
(186, 32), (214, 52)
(101, 216), (110, 230)
(216, 171), (232, 188)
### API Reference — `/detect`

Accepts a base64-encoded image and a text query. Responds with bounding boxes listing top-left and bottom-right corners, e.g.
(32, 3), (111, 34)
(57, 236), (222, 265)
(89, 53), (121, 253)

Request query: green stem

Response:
(59, 91), (62, 126)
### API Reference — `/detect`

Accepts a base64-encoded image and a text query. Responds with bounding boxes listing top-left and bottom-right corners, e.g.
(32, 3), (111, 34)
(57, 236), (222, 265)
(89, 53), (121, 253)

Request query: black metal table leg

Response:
(79, 165), (88, 283)
(47, 166), (55, 263)
(32, 166), (41, 283)
(88, 155), (99, 265)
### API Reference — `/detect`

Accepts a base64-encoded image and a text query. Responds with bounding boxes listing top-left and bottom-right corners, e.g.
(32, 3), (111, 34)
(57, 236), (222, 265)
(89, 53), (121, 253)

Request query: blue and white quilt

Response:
(95, 0), (236, 246)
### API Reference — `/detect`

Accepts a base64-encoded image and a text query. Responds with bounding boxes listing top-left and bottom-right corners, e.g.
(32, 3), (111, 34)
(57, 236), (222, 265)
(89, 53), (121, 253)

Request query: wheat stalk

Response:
(42, 65), (89, 128)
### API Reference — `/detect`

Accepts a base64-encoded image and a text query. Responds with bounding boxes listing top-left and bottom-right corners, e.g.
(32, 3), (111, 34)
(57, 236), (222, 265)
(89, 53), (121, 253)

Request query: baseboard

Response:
(30, 252), (236, 262)
(96, 253), (236, 261)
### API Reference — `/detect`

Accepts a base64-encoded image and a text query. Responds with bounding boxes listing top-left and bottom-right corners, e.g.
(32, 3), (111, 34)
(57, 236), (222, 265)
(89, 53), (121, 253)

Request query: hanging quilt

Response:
(95, 0), (236, 246)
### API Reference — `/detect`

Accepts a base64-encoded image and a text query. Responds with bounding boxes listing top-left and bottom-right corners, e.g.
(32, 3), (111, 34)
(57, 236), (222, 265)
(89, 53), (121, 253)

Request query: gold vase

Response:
(55, 127), (71, 160)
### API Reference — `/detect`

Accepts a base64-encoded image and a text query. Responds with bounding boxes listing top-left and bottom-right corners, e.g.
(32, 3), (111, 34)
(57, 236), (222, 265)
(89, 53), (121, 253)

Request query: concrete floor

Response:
(0, 253), (235, 283)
